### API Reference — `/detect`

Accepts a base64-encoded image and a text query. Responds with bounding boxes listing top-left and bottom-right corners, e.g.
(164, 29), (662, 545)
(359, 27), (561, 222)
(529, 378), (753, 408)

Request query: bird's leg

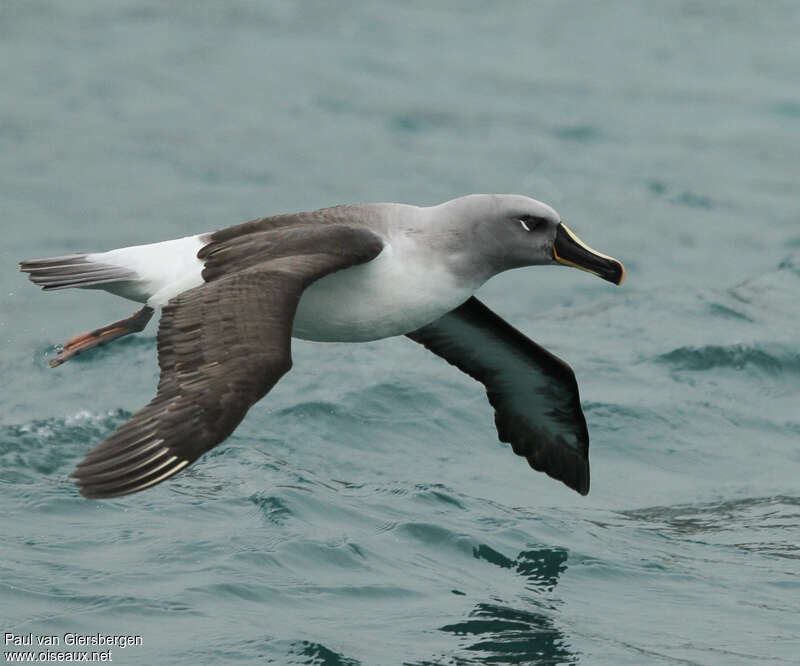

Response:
(49, 306), (155, 368)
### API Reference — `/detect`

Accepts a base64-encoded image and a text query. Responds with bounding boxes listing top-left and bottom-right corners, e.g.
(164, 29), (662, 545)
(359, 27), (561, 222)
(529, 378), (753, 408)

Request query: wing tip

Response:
(71, 457), (190, 500)
(536, 455), (590, 496)
(519, 436), (590, 496)
(573, 462), (590, 496)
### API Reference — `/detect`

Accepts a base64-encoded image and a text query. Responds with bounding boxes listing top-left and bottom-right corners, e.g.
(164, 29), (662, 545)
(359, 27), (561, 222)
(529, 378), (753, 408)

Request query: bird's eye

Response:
(518, 216), (545, 232)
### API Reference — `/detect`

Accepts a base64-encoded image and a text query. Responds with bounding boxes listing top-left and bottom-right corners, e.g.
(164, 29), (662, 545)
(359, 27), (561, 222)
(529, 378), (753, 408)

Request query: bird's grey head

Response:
(434, 194), (625, 286)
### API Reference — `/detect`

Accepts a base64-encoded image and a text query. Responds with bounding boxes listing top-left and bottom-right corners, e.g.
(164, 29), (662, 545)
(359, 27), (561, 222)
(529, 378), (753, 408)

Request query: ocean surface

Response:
(1, 2), (799, 664)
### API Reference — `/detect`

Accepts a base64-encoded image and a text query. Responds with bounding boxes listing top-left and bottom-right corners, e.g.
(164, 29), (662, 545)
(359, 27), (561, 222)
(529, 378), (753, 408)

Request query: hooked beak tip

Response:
(616, 261), (626, 286)
(553, 222), (626, 286)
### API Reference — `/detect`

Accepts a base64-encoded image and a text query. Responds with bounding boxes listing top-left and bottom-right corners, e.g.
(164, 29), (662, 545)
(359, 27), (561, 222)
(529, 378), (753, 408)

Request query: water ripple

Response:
(623, 495), (800, 561)
(656, 343), (800, 374)
(0, 410), (125, 479)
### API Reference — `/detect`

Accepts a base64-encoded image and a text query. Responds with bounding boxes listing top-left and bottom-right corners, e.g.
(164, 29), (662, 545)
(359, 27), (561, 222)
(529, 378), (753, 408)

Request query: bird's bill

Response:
(553, 222), (626, 286)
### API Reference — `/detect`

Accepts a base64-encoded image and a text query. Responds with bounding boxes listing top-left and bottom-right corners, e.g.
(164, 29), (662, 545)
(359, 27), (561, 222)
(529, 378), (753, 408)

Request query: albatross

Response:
(20, 194), (625, 499)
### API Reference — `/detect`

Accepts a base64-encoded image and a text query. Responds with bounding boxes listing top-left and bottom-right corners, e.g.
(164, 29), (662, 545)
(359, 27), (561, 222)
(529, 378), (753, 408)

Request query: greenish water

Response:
(2, 2), (799, 664)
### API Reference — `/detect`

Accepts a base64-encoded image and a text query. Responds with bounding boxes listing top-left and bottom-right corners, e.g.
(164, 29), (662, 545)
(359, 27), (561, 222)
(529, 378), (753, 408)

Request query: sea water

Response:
(1, 2), (798, 663)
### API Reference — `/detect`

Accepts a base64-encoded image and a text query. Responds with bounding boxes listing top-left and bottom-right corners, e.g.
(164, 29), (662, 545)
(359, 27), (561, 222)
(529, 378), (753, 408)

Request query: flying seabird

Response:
(20, 194), (625, 499)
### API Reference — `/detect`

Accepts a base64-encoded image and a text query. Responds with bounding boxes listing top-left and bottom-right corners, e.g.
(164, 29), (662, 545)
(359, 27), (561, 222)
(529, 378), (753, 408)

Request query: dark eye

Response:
(518, 215), (547, 232)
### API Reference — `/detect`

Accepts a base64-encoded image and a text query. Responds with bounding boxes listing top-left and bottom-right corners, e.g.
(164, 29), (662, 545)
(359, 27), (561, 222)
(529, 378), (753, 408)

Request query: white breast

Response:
(292, 241), (475, 342)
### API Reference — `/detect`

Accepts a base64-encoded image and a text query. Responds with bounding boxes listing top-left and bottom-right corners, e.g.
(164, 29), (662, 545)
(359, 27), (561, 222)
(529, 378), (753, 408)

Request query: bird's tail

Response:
(19, 254), (137, 291)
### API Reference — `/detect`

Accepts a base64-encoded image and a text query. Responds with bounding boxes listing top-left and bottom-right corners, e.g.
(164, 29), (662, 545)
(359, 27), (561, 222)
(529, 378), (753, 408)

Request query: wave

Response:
(287, 641), (360, 666)
(656, 343), (800, 374)
(436, 601), (577, 666)
(0, 410), (127, 479)
(622, 495), (800, 561)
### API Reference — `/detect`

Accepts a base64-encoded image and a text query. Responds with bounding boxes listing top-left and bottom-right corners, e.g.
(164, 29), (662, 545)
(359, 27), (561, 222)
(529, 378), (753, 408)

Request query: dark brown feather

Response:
(72, 226), (384, 498)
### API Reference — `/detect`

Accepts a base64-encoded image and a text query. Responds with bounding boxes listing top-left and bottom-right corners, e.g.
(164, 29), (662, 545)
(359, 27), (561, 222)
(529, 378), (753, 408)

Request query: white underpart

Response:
(293, 234), (474, 342)
(88, 234), (208, 307)
(85, 223), (479, 342)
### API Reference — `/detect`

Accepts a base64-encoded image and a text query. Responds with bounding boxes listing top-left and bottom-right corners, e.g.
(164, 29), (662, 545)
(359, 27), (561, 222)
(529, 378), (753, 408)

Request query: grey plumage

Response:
(20, 255), (137, 290)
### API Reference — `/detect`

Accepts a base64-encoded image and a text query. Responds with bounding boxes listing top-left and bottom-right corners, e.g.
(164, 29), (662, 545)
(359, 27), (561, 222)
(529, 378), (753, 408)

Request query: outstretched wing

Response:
(407, 297), (590, 495)
(72, 225), (384, 498)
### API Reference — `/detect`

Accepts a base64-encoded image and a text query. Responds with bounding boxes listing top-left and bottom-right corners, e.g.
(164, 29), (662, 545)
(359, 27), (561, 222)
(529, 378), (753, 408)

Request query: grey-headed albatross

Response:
(20, 194), (625, 499)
